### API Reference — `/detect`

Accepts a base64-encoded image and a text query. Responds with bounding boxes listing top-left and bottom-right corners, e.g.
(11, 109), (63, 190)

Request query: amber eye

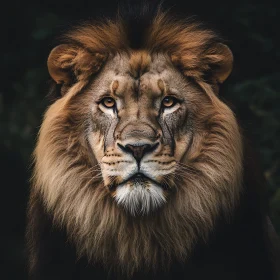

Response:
(162, 96), (177, 108)
(101, 97), (116, 108)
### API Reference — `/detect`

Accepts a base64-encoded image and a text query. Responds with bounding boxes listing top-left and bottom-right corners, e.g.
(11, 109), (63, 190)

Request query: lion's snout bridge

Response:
(115, 121), (160, 142)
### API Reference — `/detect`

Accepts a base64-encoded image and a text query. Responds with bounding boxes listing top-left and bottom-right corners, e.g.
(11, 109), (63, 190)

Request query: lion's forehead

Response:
(91, 52), (187, 101)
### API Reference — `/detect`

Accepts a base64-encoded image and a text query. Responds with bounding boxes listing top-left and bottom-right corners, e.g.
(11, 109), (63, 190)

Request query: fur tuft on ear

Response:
(47, 44), (107, 86)
(201, 43), (233, 84)
(170, 42), (233, 86)
(145, 13), (233, 89)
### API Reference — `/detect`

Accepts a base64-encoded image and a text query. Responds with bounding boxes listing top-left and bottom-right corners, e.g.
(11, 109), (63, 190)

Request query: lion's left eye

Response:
(100, 97), (116, 108)
(162, 96), (178, 108)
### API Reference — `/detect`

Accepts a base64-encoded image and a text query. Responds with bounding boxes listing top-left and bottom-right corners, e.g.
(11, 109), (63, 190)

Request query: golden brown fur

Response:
(30, 11), (243, 276)
(48, 12), (232, 88)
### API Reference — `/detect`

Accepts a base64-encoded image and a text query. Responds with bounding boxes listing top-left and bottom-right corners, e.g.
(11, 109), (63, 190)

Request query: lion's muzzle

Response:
(100, 131), (175, 215)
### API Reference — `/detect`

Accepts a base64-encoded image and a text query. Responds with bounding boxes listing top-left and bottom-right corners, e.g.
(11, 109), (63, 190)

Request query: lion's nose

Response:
(118, 143), (159, 162)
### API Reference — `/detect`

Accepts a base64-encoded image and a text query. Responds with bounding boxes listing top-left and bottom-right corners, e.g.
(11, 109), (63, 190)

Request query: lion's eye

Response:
(162, 96), (177, 108)
(101, 97), (116, 108)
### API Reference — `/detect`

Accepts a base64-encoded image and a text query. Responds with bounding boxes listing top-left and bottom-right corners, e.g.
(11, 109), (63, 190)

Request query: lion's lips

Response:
(127, 173), (149, 184)
(119, 173), (167, 188)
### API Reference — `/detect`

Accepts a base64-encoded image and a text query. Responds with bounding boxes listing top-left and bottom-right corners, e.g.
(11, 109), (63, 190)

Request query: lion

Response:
(26, 6), (280, 280)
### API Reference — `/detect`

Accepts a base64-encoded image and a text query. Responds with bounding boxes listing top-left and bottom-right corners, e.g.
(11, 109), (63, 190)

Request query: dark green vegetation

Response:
(1, 0), (279, 278)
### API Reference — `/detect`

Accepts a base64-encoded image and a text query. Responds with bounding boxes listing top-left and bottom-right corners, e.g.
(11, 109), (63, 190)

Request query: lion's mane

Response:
(29, 12), (243, 275)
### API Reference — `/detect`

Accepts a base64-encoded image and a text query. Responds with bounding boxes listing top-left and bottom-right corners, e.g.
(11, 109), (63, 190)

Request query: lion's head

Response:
(33, 12), (243, 275)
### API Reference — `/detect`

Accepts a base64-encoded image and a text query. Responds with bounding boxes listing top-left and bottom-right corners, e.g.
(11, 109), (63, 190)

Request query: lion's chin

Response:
(114, 181), (166, 216)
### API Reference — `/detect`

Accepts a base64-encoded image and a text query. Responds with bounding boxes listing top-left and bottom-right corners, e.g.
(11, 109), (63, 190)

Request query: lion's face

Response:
(33, 14), (243, 274)
(87, 53), (195, 215)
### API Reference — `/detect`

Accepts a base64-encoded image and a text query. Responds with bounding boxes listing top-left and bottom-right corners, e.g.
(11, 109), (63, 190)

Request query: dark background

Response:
(1, 0), (280, 278)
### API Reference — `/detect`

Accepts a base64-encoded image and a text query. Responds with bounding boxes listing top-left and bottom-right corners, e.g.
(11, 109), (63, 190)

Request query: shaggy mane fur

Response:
(48, 11), (232, 87)
(29, 10), (243, 277)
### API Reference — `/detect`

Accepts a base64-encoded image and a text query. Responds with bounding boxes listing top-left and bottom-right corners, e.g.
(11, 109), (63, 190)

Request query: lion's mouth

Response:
(124, 173), (149, 184)
(117, 173), (169, 190)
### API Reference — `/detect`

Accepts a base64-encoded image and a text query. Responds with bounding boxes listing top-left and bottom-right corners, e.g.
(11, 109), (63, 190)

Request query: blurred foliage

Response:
(226, 76), (280, 231)
(1, 0), (279, 278)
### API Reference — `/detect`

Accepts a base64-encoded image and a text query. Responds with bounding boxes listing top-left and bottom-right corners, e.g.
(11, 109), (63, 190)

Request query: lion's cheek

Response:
(88, 132), (105, 161)
(174, 133), (193, 161)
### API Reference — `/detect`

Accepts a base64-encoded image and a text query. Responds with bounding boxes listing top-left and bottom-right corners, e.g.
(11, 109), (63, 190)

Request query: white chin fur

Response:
(115, 182), (166, 215)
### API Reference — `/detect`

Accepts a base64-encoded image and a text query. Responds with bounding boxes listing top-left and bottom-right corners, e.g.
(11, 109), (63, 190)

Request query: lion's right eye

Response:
(161, 96), (178, 109)
(100, 97), (116, 109)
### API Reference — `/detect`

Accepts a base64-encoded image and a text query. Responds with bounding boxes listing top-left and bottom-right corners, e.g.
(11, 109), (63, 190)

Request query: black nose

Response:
(118, 143), (159, 162)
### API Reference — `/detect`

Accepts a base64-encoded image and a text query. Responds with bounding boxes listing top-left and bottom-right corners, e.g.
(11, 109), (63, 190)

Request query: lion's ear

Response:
(171, 42), (233, 88)
(203, 43), (233, 84)
(47, 44), (107, 87)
